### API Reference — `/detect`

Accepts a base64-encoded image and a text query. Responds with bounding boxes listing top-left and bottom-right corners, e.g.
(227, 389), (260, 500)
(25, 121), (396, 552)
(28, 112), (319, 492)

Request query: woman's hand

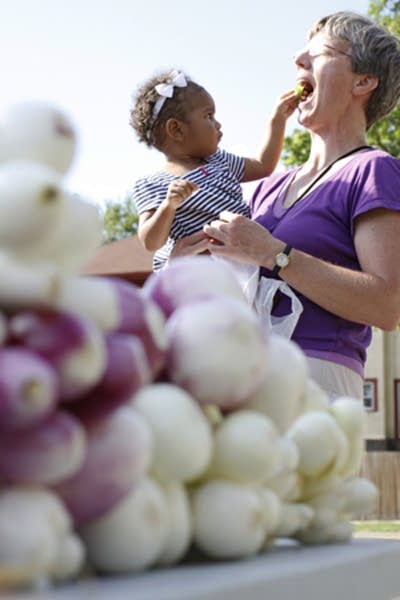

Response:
(169, 230), (210, 259)
(204, 211), (281, 269)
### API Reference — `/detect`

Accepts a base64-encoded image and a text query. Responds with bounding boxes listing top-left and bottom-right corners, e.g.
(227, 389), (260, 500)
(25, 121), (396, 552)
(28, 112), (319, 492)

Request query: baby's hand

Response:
(166, 179), (198, 209)
(272, 89), (299, 121)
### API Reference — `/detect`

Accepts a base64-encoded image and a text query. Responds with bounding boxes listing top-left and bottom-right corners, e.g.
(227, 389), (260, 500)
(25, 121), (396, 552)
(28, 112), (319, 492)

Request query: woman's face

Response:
(294, 31), (355, 132)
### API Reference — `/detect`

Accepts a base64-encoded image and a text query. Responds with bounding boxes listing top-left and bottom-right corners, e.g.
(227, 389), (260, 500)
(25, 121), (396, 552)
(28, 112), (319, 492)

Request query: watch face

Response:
(276, 252), (290, 268)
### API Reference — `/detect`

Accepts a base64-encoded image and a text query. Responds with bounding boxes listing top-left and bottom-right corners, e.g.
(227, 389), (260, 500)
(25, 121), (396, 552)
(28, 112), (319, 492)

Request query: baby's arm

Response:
(138, 179), (198, 251)
(242, 89), (298, 182)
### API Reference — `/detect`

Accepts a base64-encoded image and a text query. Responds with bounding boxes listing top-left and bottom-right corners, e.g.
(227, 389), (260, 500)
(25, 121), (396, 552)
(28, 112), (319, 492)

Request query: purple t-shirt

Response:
(249, 148), (400, 376)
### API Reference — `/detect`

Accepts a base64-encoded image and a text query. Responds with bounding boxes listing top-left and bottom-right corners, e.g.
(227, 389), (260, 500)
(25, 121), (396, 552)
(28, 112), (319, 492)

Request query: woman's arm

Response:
(204, 209), (400, 330)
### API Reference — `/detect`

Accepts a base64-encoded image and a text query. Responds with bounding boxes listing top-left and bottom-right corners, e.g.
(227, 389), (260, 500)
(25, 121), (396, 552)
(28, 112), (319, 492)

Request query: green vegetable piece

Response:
(294, 83), (305, 99)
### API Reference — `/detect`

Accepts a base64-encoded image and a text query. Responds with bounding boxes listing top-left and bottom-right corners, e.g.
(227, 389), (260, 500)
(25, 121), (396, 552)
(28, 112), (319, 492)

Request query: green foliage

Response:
(282, 0), (400, 166)
(102, 193), (139, 244)
(282, 128), (311, 167)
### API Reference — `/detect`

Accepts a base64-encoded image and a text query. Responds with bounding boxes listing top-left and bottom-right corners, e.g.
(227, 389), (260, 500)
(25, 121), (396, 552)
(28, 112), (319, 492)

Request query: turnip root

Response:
(303, 378), (330, 413)
(12, 195), (102, 273)
(166, 296), (268, 408)
(0, 486), (84, 588)
(192, 480), (269, 559)
(246, 334), (309, 433)
(287, 411), (349, 479)
(156, 480), (192, 566)
(296, 519), (353, 545)
(56, 275), (120, 332)
(0, 410), (86, 485)
(0, 160), (69, 249)
(1, 100), (77, 174)
(9, 308), (106, 402)
(79, 477), (170, 573)
(207, 410), (281, 485)
(132, 383), (212, 482)
(0, 347), (58, 430)
(330, 396), (366, 439)
(54, 406), (152, 526)
(266, 471), (302, 502)
(143, 255), (245, 318)
(272, 502), (314, 538)
(341, 477), (378, 517)
(0, 252), (60, 309)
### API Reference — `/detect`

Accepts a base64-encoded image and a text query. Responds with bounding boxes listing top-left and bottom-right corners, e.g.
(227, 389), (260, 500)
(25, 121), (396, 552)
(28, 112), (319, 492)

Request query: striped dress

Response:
(132, 149), (249, 270)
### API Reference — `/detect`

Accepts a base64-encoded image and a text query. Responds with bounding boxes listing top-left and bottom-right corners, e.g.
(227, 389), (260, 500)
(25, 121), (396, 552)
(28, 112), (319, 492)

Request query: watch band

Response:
(272, 243), (292, 276)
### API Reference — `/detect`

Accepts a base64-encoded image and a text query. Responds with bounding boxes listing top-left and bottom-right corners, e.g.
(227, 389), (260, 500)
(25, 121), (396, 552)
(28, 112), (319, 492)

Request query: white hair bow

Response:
(152, 70), (187, 118)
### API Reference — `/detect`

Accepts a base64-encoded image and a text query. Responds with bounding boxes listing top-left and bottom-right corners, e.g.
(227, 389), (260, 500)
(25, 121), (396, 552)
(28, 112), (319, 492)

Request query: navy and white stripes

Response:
(132, 149), (249, 270)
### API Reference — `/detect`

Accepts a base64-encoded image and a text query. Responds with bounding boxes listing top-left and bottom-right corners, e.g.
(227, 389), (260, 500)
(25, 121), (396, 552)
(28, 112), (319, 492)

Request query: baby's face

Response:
(182, 90), (222, 159)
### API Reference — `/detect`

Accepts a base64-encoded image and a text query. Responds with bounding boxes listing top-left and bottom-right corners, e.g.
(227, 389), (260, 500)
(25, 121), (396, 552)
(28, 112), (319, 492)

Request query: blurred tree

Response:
(102, 193), (139, 243)
(282, 0), (400, 166)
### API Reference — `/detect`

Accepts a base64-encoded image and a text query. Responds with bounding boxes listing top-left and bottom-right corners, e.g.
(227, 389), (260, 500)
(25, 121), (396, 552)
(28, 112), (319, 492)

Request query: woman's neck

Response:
(304, 126), (367, 174)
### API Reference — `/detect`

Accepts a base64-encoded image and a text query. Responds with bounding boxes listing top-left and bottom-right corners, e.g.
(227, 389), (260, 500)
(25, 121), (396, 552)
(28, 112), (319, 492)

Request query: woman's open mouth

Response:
(295, 79), (314, 102)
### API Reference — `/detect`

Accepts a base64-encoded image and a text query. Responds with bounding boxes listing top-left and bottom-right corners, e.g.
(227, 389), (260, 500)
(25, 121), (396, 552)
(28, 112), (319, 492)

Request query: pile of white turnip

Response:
(0, 101), (378, 591)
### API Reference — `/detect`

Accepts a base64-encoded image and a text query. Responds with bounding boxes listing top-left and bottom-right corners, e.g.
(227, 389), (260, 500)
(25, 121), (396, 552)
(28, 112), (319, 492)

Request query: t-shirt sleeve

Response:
(131, 177), (163, 214)
(351, 154), (400, 229)
(217, 148), (245, 181)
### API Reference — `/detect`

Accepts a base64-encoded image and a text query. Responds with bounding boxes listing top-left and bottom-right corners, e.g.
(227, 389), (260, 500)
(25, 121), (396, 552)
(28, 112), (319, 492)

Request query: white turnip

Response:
(1, 100), (77, 174)
(166, 296), (268, 408)
(79, 477), (170, 573)
(132, 383), (212, 482)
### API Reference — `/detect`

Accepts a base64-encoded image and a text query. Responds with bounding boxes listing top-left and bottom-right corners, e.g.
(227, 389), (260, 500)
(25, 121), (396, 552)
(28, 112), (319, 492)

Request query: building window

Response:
(363, 378), (378, 412)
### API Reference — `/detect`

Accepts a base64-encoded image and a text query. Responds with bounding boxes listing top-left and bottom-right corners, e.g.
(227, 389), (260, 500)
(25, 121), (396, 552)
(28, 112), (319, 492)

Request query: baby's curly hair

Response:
(129, 69), (205, 150)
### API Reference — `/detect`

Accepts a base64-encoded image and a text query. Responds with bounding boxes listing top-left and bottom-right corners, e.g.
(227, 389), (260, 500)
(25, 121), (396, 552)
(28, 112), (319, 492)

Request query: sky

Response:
(0, 0), (370, 207)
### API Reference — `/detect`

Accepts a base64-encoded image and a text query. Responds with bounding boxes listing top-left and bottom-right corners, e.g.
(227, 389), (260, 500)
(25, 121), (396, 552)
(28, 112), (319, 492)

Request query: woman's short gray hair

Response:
(310, 11), (400, 128)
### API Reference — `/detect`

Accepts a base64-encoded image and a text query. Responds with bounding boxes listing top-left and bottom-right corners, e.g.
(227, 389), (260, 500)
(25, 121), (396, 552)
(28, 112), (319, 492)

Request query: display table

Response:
(9, 539), (400, 600)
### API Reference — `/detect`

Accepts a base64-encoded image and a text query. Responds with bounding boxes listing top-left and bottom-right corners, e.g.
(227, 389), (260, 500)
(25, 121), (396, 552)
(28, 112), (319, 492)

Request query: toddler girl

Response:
(130, 69), (298, 271)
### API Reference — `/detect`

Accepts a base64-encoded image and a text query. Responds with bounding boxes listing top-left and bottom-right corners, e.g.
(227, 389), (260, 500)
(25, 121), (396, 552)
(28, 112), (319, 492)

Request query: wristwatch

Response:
(272, 243), (292, 275)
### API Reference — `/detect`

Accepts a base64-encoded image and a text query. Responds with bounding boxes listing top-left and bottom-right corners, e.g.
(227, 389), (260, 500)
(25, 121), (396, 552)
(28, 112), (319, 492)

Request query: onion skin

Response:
(53, 406), (153, 526)
(0, 409), (87, 485)
(0, 346), (59, 430)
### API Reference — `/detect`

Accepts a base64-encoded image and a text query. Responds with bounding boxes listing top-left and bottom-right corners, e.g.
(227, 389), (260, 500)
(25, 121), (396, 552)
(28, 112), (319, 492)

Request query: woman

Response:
(171, 11), (400, 401)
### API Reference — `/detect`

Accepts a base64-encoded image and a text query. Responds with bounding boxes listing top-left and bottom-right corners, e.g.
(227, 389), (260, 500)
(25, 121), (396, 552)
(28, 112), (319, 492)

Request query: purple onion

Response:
(53, 405), (152, 526)
(143, 256), (245, 318)
(105, 277), (167, 377)
(8, 307), (106, 401)
(70, 333), (152, 421)
(0, 409), (87, 485)
(0, 346), (58, 430)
